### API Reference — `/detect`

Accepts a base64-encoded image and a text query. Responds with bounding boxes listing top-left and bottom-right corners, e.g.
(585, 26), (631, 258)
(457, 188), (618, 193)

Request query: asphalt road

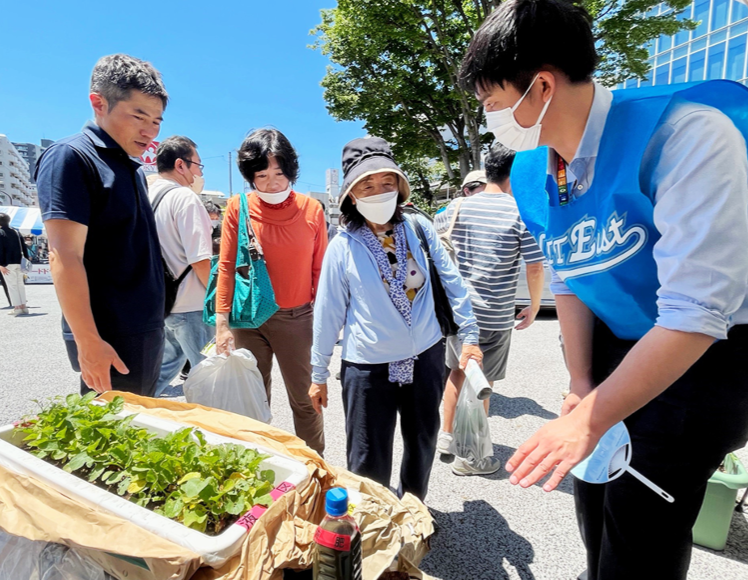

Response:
(1, 285), (747, 580)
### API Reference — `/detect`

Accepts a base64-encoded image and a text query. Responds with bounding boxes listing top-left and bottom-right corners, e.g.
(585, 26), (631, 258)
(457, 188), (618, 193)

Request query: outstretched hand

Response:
(505, 404), (601, 492)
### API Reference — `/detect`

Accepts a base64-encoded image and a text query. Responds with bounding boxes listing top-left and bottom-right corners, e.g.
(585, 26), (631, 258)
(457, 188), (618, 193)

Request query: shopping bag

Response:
(452, 360), (493, 461)
(183, 348), (272, 423)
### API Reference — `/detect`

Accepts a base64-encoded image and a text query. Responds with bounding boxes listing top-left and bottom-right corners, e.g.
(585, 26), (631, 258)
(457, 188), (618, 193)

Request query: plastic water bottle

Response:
(313, 488), (362, 580)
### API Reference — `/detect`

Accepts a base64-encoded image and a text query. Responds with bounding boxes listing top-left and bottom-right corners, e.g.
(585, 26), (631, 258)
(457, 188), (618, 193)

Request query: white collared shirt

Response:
(548, 82), (748, 340)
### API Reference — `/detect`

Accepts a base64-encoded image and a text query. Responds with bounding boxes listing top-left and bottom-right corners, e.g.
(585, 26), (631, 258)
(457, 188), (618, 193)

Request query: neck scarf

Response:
(360, 222), (414, 384)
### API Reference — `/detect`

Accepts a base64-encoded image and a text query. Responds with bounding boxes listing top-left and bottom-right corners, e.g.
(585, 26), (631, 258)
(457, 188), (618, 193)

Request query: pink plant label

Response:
(235, 481), (296, 531)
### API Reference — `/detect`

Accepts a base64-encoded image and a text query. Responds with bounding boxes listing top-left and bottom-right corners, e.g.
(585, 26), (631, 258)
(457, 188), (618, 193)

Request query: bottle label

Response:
(314, 526), (352, 551)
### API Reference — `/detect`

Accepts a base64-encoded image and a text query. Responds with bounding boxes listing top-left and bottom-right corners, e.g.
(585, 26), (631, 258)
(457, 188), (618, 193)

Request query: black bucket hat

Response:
(341, 137), (411, 202)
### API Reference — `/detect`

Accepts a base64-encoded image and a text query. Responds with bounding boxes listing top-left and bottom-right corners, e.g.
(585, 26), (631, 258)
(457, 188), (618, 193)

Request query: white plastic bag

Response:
(0, 530), (112, 580)
(183, 348), (272, 423)
(452, 360), (493, 461)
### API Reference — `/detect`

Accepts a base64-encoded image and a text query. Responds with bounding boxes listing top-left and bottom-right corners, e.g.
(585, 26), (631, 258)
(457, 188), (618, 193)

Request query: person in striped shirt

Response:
(435, 142), (546, 475)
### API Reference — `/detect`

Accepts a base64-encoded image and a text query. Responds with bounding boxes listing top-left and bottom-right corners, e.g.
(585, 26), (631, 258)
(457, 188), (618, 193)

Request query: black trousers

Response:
(63, 317), (164, 398)
(576, 321), (748, 580)
(340, 340), (446, 500)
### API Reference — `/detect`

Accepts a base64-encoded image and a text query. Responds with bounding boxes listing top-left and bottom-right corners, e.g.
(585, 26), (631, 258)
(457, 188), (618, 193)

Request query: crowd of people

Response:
(21, 0), (748, 578)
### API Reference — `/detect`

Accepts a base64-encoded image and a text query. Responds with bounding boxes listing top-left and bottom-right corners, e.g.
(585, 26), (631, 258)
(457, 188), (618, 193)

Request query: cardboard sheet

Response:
(0, 392), (434, 580)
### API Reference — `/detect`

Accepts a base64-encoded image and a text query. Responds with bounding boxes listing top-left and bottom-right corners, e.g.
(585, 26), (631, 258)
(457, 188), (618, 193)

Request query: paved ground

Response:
(1, 285), (747, 579)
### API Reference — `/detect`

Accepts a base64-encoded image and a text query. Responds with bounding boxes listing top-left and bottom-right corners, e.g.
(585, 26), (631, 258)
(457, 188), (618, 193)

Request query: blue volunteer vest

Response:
(511, 80), (748, 340)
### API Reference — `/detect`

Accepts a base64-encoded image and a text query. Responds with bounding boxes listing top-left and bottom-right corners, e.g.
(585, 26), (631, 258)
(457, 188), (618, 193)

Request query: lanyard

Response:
(557, 154), (570, 206)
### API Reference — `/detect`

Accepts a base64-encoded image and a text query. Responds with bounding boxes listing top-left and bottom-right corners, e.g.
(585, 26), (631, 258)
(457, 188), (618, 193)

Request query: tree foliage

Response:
(312, 0), (694, 205)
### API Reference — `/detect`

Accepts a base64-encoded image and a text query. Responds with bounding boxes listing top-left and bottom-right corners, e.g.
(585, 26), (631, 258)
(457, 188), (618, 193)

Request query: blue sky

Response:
(0, 1), (361, 196)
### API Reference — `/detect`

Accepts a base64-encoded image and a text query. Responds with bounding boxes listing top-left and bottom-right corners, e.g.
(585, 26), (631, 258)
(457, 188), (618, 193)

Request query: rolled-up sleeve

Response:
(416, 215), (480, 344)
(311, 237), (350, 383)
(646, 106), (748, 340)
(549, 266), (575, 296)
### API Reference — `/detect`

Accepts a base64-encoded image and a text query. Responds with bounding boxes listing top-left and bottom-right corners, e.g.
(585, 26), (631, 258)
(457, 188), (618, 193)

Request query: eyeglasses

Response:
(464, 182), (484, 192)
(181, 158), (205, 170)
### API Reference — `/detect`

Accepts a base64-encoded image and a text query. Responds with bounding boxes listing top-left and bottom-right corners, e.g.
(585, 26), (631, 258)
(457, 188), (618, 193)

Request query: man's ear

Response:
(536, 71), (557, 103)
(89, 93), (109, 118)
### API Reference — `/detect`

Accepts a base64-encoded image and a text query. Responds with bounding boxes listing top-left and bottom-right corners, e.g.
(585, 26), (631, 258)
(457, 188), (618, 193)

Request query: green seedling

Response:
(15, 394), (275, 535)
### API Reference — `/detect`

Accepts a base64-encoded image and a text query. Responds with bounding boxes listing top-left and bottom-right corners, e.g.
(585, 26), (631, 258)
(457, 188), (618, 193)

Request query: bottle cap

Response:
(325, 487), (349, 517)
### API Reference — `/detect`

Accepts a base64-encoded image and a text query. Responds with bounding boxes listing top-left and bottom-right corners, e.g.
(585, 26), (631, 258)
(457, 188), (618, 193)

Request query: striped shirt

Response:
(435, 192), (544, 331)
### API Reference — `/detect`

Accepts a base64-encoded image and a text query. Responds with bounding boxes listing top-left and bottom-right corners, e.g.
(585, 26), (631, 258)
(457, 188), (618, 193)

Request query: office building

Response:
(0, 135), (33, 207)
(620, 0), (748, 88)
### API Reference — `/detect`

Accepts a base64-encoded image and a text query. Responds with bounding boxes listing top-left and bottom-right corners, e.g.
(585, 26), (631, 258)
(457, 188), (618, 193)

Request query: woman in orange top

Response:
(216, 129), (327, 454)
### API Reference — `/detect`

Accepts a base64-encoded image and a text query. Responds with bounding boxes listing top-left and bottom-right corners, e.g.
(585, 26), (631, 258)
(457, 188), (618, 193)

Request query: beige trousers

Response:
(3, 264), (26, 307)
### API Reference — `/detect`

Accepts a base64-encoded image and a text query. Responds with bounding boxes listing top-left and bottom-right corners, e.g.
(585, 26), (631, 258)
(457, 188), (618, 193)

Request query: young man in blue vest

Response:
(460, 1), (748, 578)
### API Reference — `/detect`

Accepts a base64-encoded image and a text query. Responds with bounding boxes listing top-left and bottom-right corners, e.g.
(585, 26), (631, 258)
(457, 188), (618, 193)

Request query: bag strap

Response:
(151, 184), (181, 214)
(151, 184), (191, 280)
(14, 228), (28, 262)
(238, 193), (265, 266)
(405, 214), (431, 262)
(445, 197), (464, 241)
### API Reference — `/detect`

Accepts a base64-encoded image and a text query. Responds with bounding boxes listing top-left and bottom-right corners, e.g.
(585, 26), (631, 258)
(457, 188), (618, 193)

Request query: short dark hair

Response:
(460, 0), (598, 94)
(203, 201), (222, 216)
(236, 129), (299, 187)
(484, 143), (516, 185)
(339, 193), (405, 231)
(156, 136), (197, 173)
(0, 213), (10, 227)
(90, 54), (169, 111)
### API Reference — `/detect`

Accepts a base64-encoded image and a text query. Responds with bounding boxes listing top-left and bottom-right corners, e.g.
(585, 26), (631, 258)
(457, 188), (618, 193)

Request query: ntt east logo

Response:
(538, 212), (649, 280)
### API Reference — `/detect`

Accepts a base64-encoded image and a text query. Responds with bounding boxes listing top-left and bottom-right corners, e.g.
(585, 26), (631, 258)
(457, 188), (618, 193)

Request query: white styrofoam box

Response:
(0, 410), (309, 568)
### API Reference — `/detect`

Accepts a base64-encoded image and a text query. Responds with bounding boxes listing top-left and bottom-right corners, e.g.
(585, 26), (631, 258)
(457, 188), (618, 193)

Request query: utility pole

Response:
(228, 151), (233, 196)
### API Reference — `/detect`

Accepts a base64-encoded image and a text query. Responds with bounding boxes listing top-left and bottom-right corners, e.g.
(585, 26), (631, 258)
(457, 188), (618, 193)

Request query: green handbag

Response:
(203, 193), (279, 328)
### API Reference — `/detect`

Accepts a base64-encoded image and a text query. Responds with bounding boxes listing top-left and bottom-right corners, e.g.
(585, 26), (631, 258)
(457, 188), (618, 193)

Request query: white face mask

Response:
(256, 185), (292, 205)
(211, 219), (220, 227)
(353, 190), (399, 225)
(189, 175), (205, 195)
(484, 74), (552, 152)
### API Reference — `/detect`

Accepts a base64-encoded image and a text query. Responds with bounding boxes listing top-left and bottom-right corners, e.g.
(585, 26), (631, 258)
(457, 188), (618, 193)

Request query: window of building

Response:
(689, 49), (707, 81)
(733, 0), (748, 23)
(655, 62), (671, 84)
(732, 21), (748, 36)
(726, 33), (747, 79)
(674, 45), (689, 59)
(674, 8), (692, 46)
(694, 0), (711, 37)
(656, 51), (672, 66)
(646, 39), (656, 57)
(640, 68), (654, 87)
(713, 0), (730, 30)
(708, 42), (727, 78)
(625, 78), (638, 89)
(659, 34), (673, 53)
(711, 29), (729, 44)
(693, 37), (708, 51)
(672, 56), (688, 83)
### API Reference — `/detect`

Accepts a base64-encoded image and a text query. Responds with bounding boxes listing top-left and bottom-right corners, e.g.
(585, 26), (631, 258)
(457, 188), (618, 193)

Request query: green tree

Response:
(312, 0), (693, 204)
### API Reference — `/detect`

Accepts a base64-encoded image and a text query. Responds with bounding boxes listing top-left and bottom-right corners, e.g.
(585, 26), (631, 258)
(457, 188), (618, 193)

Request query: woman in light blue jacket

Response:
(309, 137), (481, 500)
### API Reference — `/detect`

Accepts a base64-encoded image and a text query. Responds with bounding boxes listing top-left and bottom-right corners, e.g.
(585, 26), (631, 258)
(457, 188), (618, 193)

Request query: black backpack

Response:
(151, 185), (193, 317)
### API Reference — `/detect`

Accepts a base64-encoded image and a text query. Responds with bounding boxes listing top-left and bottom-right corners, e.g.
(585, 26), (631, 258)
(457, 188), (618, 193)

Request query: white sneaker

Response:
(8, 308), (21, 316)
(451, 456), (501, 476)
(436, 431), (454, 455)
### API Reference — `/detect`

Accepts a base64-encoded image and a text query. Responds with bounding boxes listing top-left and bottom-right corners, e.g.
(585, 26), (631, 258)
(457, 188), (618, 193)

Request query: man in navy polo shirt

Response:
(36, 54), (168, 396)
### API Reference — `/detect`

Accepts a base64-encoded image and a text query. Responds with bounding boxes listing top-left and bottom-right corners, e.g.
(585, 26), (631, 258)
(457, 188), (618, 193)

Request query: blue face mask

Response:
(572, 421), (675, 502)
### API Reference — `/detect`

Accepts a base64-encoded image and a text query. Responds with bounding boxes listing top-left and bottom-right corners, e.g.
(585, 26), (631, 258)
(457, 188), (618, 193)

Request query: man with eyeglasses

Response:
(148, 136), (214, 396)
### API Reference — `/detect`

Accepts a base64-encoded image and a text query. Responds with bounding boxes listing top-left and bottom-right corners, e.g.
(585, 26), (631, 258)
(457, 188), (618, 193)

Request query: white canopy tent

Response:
(0, 206), (45, 236)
